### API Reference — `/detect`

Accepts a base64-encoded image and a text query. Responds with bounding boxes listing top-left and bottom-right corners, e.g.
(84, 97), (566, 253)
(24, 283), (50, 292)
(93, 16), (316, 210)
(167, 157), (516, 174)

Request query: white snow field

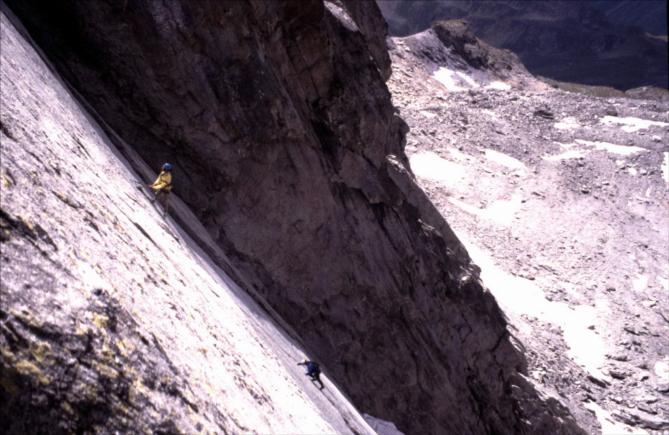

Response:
(433, 66), (511, 92)
(484, 149), (527, 172)
(487, 80), (512, 91)
(434, 66), (476, 91)
(409, 150), (468, 184)
(1, 9), (379, 433)
(410, 150), (613, 379)
(655, 358), (669, 380)
(448, 196), (523, 227)
(543, 139), (647, 161)
(419, 109), (437, 118)
(575, 139), (647, 156)
(543, 149), (588, 161)
(458, 237), (608, 380)
(410, 151), (524, 226)
(543, 142), (588, 161)
(554, 117), (580, 130)
(600, 115), (669, 133)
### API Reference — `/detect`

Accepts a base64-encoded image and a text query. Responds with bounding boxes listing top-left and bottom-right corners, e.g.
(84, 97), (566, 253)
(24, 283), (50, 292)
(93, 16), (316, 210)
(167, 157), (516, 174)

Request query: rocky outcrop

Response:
(394, 19), (539, 92)
(4, 1), (584, 433)
(338, 0), (392, 80)
(431, 20), (516, 72)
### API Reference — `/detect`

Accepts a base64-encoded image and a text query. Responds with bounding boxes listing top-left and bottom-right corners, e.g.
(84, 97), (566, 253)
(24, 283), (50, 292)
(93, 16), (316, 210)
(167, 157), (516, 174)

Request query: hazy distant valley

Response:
(378, 0), (668, 90)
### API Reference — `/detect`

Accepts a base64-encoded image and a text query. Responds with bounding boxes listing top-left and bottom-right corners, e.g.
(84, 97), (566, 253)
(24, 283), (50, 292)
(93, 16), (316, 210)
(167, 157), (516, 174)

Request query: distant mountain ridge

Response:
(377, 0), (668, 90)
(591, 0), (667, 36)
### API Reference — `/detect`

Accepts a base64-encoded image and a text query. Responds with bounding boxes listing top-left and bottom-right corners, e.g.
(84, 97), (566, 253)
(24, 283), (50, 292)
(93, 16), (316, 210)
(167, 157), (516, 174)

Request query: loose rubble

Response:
(388, 21), (669, 435)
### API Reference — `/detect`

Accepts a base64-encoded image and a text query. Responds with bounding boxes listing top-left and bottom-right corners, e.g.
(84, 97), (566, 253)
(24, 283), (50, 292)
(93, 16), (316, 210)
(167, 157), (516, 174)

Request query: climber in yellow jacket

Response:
(150, 163), (173, 215)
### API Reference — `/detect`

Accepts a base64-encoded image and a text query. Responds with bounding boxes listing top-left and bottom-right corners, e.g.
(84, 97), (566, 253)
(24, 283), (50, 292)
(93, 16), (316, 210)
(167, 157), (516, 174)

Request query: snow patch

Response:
(654, 357), (669, 380)
(433, 67), (470, 91)
(484, 149), (527, 171)
(457, 70), (478, 88)
(409, 151), (467, 184)
(486, 81), (511, 91)
(584, 402), (648, 435)
(449, 195), (522, 226)
(447, 147), (470, 161)
(485, 196), (523, 226)
(448, 198), (486, 218)
(458, 236), (608, 378)
(662, 152), (669, 184)
(419, 110), (437, 119)
(575, 139), (647, 156)
(363, 414), (405, 435)
(432, 66), (510, 92)
(543, 150), (587, 161)
(554, 117), (580, 130)
(600, 115), (669, 133)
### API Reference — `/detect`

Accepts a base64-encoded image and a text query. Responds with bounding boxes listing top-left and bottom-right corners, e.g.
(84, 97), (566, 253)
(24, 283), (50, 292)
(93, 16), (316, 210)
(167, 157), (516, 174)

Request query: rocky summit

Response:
(0, 1), (665, 435)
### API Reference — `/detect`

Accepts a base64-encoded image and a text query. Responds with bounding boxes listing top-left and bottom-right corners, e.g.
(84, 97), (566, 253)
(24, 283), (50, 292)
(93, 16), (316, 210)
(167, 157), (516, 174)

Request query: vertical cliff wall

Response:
(4, 1), (584, 433)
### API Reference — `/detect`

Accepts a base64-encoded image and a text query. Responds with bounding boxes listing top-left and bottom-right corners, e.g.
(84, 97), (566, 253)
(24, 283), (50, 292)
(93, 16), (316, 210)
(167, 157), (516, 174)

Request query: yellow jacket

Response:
(151, 171), (172, 192)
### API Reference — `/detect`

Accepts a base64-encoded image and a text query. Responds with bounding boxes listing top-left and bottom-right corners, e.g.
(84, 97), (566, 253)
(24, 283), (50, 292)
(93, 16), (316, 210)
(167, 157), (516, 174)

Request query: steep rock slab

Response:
(0, 10), (374, 434)
(6, 1), (584, 433)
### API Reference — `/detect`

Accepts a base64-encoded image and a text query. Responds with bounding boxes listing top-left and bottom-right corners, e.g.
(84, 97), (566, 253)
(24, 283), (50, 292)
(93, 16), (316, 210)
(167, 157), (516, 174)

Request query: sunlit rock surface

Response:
(388, 19), (669, 434)
(0, 10), (376, 434)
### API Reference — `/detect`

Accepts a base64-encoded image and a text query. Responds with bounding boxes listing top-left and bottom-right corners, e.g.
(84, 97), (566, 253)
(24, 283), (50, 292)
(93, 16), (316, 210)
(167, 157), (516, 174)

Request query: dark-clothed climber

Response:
(298, 359), (324, 390)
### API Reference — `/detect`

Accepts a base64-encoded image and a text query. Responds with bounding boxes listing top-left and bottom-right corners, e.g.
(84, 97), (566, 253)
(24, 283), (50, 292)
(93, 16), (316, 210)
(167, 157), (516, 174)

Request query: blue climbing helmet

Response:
(162, 162), (173, 171)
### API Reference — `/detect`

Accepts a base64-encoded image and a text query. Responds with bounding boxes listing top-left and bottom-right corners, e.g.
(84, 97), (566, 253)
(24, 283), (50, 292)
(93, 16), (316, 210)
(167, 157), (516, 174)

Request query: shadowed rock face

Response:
(4, 1), (584, 433)
(429, 19), (527, 76)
